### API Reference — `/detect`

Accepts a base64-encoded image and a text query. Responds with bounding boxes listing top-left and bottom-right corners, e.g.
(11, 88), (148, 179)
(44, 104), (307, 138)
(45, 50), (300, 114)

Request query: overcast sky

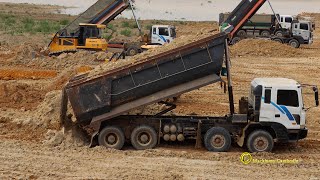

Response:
(0, 0), (320, 20)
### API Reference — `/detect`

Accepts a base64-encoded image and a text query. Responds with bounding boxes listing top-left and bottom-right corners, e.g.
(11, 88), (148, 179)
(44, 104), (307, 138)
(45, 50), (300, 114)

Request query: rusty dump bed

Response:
(65, 33), (228, 124)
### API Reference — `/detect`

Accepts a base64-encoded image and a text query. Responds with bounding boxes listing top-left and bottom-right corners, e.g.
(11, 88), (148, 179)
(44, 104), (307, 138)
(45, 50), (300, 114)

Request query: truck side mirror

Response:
(314, 87), (319, 107)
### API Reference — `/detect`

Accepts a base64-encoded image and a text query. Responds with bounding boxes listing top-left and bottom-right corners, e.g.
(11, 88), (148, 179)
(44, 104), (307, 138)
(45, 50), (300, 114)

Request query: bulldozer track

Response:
(0, 69), (57, 80)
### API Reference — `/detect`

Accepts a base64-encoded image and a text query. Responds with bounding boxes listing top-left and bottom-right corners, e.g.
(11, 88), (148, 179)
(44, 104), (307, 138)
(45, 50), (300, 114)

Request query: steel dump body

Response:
(66, 33), (228, 124)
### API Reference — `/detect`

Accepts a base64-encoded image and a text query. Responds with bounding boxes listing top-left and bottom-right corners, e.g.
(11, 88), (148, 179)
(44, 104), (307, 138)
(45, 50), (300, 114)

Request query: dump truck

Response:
(61, 32), (319, 152)
(219, 13), (292, 37)
(108, 25), (177, 56)
(49, 0), (130, 55)
(49, 0), (176, 56)
(220, 0), (314, 48)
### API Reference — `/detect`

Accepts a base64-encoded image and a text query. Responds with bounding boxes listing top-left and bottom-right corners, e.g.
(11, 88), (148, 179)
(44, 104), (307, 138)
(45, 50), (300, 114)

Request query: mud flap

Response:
(89, 121), (102, 148)
(89, 130), (99, 148)
(237, 124), (250, 147)
(195, 120), (202, 149)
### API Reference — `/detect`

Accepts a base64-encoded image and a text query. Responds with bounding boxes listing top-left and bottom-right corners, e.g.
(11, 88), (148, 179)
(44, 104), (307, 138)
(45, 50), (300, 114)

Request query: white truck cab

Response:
(292, 20), (314, 44)
(279, 15), (294, 29)
(248, 78), (318, 142)
(150, 25), (176, 45)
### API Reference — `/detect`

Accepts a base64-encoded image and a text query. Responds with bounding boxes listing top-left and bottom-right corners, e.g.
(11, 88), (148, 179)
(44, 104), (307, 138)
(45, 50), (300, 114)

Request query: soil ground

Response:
(0, 3), (320, 179)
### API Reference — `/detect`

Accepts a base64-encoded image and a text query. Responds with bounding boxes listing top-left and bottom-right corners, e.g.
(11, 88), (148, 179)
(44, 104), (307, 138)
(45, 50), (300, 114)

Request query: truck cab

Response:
(291, 20), (314, 44)
(248, 78), (318, 142)
(150, 25), (176, 45)
(279, 15), (294, 29)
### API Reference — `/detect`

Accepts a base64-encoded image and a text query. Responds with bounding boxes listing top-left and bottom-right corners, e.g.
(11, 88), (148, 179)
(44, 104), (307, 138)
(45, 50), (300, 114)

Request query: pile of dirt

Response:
(0, 43), (111, 70)
(230, 39), (304, 58)
(89, 29), (219, 77)
(0, 81), (46, 110)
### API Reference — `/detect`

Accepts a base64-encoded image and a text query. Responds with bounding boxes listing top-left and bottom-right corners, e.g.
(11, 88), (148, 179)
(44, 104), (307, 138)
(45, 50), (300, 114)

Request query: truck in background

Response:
(61, 32), (319, 153)
(108, 25), (176, 56)
(219, 0), (314, 48)
(49, 0), (176, 56)
(219, 13), (293, 37)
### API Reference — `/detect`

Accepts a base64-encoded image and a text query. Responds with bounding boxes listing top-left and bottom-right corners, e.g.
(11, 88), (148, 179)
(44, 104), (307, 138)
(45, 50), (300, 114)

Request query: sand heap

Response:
(89, 29), (219, 77)
(230, 39), (304, 58)
(1, 43), (111, 70)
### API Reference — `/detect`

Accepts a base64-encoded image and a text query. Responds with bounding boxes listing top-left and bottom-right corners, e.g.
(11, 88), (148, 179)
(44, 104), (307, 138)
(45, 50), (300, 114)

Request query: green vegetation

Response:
(121, 21), (130, 28)
(120, 29), (132, 37)
(0, 12), (67, 35)
(145, 24), (153, 30)
(59, 19), (70, 26)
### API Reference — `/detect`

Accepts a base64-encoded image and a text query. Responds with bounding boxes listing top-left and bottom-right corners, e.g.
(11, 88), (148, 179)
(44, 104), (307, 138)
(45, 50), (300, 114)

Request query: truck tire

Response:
(275, 31), (284, 37)
(246, 130), (274, 152)
(126, 47), (139, 56)
(237, 30), (246, 37)
(273, 38), (283, 44)
(261, 30), (270, 37)
(98, 126), (125, 150)
(204, 127), (231, 152)
(231, 37), (241, 45)
(288, 39), (300, 48)
(131, 125), (158, 150)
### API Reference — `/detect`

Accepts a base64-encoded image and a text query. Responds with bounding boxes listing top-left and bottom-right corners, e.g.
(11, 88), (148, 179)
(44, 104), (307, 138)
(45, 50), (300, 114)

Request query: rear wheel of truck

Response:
(131, 125), (158, 150)
(237, 30), (246, 37)
(98, 126), (125, 150)
(288, 39), (300, 48)
(261, 30), (270, 37)
(126, 47), (139, 56)
(275, 31), (284, 37)
(246, 130), (274, 152)
(273, 38), (283, 44)
(231, 37), (241, 45)
(204, 127), (231, 152)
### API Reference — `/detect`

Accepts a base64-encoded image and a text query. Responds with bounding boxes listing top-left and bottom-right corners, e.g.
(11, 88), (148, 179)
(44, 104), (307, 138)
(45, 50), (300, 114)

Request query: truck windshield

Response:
(300, 23), (309, 31)
(159, 27), (169, 36)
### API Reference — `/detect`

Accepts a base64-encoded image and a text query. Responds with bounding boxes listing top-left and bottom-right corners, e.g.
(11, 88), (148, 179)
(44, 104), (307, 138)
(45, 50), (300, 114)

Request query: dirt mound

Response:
(230, 39), (304, 58)
(0, 81), (46, 110)
(0, 43), (110, 71)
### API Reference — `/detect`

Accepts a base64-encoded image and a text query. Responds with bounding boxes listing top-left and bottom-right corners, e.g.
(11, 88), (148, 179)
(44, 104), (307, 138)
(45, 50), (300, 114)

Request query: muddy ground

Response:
(0, 3), (320, 180)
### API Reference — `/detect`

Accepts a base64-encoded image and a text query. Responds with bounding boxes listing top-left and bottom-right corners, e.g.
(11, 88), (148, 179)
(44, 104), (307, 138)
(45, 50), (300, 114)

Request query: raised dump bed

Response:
(65, 32), (228, 124)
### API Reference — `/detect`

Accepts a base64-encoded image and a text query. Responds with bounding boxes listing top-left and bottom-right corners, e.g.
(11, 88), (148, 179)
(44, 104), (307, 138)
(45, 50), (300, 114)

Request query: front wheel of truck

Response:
(288, 39), (300, 48)
(98, 126), (125, 150)
(246, 130), (274, 152)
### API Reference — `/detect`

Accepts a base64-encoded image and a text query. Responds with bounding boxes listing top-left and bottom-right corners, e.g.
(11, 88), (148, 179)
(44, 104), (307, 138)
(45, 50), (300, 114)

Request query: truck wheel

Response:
(246, 130), (274, 152)
(261, 30), (270, 37)
(231, 37), (241, 45)
(275, 31), (283, 37)
(288, 39), (300, 48)
(98, 126), (125, 150)
(131, 125), (157, 150)
(237, 30), (246, 37)
(126, 47), (139, 56)
(273, 38), (283, 44)
(204, 127), (231, 152)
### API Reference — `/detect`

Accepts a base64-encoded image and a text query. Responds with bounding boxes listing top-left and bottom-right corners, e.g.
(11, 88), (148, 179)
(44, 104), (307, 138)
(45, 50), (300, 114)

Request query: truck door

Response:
(259, 88), (275, 123)
(298, 23), (311, 42)
(275, 89), (301, 130)
(151, 27), (161, 44)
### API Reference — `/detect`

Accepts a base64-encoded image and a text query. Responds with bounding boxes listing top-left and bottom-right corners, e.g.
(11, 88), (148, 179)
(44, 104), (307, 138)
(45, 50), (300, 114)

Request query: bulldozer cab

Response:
(78, 23), (106, 46)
